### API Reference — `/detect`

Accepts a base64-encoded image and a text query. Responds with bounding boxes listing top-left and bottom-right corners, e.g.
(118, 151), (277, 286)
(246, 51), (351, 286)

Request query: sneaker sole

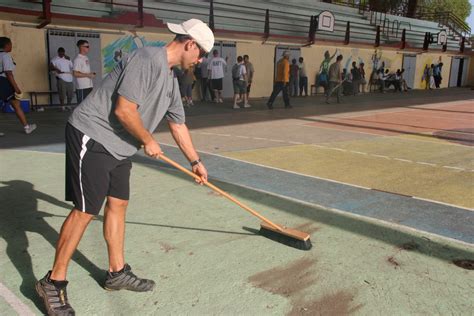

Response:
(104, 284), (155, 292)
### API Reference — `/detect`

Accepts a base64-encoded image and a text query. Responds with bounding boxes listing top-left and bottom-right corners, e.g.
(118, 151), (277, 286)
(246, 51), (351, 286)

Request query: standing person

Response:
(359, 62), (366, 93)
(35, 18), (213, 316)
(0, 37), (36, 134)
(318, 49), (338, 95)
(180, 66), (196, 107)
(325, 54), (343, 104)
(289, 58), (299, 97)
(243, 54), (254, 98)
(298, 57), (308, 97)
(267, 50), (291, 109)
(429, 64), (435, 89)
(73, 40), (95, 104)
(232, 56), (250, 109)
(434, 62), (443, 88)
(207, 49), (227, 103)
(50, 47), (74, 111)
(198, 54), (214, 101)
(350, 61), (361, 95)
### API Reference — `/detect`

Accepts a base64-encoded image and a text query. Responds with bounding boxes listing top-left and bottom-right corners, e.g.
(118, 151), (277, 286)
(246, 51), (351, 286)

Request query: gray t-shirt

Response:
(69, 47), (185, 160)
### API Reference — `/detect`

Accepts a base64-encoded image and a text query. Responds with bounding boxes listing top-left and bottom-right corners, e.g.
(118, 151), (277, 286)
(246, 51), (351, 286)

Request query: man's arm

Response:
(73, 70), (95, 78)
(168, 121), (208, 183)
(114, 95), (162, 157)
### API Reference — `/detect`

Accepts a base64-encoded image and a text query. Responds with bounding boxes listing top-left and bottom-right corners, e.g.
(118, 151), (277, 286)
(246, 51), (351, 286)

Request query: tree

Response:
(420, 0), (471, 21)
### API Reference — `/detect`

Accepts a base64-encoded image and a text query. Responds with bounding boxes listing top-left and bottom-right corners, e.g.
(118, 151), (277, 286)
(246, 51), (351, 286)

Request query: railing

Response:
(417, 11), (471, 39)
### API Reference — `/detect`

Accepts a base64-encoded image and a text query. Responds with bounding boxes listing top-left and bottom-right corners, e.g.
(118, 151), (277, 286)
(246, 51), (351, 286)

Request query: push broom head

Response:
(259, 222), (312, 251)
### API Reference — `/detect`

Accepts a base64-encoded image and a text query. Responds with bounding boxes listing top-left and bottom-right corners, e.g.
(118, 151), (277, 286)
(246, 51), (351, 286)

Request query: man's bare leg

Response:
(50, 209), (94, 280)
(10, 98), (28, 126)
(103, 196), (128, 272)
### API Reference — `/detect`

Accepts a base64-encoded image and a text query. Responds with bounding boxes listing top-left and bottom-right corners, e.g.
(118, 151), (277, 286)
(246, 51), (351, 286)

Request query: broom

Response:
(158, 154), (312, 251)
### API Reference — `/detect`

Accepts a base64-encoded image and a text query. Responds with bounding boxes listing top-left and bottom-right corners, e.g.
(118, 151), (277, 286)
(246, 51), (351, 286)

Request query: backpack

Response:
(232, 63), (240, 80)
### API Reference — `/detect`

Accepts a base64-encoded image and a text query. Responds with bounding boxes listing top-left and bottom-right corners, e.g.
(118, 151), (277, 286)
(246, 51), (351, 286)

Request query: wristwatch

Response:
(190, 158), (201, 167)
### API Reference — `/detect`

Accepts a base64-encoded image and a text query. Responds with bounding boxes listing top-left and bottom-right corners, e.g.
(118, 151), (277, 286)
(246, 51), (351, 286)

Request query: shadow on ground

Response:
(0, 180), (104, 311)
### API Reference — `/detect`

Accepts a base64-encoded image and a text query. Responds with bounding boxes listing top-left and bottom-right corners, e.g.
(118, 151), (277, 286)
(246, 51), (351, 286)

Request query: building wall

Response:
(0, 18), (467, 104)
(0, 21), (49, 98)
(467, 56), (474, 86)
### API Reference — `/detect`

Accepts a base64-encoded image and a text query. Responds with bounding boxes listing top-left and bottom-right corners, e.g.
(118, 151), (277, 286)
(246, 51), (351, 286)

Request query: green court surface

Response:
(1, 150), (473, 315)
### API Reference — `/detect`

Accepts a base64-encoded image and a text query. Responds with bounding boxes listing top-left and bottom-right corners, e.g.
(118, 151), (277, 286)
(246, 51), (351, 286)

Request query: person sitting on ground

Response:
(0, 36), (36, 135)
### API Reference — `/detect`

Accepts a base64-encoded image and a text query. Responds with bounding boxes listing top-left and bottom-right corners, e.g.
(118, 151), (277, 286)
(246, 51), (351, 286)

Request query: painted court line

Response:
(159, 143), (474, 212)
(0, 282), (34, 316)
(224, 180), (474, 248)
(192, 131), (472, 172)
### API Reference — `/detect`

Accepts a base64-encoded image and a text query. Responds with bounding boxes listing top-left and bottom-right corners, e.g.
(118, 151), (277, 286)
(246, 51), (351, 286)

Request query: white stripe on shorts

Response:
(79, 134), (90, 212)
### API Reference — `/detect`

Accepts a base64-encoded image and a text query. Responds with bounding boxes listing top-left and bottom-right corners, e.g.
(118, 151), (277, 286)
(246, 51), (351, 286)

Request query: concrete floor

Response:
(0, 88), (473, 315)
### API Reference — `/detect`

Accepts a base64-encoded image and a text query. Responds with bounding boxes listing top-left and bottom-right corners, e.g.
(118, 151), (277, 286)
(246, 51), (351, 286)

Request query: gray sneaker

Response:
(24, 123), (37, 134)
(35, 271), (75, 316)
(104, 264), (155, 292)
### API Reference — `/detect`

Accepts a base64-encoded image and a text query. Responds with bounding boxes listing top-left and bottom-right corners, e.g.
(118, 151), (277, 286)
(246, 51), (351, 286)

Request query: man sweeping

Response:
(35, 19), (213, 316)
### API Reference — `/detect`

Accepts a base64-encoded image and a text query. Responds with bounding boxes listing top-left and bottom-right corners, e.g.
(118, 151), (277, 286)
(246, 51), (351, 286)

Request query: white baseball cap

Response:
(167, 18), (215, 53)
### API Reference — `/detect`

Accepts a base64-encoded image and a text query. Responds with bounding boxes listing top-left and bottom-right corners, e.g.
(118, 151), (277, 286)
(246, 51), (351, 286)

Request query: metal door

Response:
(402, 54), (416, 89)
(47, 30), (101, 105)
(209, 41), (236, 98)
(461, 57), (469, 86)
(449, 57), (460, 87)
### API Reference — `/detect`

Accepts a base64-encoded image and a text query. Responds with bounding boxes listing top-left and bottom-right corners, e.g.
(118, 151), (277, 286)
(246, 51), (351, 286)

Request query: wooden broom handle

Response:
(158, 154), (283, 231)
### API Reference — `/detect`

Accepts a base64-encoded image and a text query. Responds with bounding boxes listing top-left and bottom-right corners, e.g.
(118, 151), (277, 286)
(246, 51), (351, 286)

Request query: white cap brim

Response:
(167, 22), (187, 35)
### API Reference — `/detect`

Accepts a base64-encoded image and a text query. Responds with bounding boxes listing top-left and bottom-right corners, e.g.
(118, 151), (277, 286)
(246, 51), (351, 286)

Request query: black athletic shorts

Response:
(65, 123), (132, 215)
(0, 76), (15, 102)
(211, 78), (223, 91)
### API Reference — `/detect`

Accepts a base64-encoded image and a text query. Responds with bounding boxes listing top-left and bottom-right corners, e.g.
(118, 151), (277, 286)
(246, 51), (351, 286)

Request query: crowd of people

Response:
(175, 49), (255, 109)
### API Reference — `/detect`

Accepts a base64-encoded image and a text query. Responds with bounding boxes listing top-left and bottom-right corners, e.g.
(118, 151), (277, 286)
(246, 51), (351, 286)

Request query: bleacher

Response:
(0, 0), (469, 52)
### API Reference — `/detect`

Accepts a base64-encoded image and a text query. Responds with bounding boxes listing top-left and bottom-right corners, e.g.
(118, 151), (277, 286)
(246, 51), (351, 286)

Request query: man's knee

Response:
(106, 197), (129, 210)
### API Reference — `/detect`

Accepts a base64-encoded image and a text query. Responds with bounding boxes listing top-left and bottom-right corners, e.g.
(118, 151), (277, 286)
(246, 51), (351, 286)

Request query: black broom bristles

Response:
(259, 226), (312, 251)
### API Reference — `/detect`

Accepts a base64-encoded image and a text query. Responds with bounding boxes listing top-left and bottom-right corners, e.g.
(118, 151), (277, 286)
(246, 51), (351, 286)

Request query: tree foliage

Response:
(422, 0), (471, 21)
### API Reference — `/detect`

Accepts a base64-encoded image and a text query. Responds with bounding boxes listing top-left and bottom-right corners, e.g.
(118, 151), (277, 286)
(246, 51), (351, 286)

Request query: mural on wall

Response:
(102, 31), (166, 75)
(420, 56), (444, 89)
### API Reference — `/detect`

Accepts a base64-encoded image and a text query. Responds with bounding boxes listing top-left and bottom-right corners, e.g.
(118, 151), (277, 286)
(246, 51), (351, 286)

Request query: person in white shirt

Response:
(0, 37), (36, 135)
(50, 47), (74, 111)
(73, 40), (95, 104)
(207, 49), (227, 103)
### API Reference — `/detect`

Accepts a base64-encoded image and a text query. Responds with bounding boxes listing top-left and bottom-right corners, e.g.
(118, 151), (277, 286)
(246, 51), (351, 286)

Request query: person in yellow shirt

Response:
(267, 50), (291, 109)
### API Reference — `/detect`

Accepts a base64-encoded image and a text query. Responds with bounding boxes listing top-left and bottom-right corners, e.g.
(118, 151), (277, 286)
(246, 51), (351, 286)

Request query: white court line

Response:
(192, 131), (472, 172)
(0, 282), (35, 315)
(370, 154), (391, 159)
(393, 158), (413, 163)
(416, 162), (438, 167)
(442, 166), (466, 171)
